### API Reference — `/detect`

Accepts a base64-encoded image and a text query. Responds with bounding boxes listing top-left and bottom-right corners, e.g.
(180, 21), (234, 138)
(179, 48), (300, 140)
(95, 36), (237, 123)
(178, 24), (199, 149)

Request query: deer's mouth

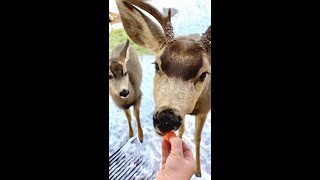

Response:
(155, 127), (176, 137)
(155, 128), (165, 136)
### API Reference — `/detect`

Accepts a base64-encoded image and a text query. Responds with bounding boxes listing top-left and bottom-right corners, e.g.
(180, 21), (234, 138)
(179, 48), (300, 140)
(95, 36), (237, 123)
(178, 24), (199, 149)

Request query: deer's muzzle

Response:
(153, 109), (181, 135)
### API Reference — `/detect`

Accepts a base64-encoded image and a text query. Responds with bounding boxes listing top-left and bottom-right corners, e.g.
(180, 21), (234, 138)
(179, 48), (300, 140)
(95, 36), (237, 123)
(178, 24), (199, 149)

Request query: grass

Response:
(109, 28), (151, 56)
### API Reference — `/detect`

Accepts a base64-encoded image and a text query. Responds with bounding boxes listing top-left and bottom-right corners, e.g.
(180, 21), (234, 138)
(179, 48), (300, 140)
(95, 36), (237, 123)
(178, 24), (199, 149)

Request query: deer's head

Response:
(116, 0), (211, 135)
(109, 40), (130, 98)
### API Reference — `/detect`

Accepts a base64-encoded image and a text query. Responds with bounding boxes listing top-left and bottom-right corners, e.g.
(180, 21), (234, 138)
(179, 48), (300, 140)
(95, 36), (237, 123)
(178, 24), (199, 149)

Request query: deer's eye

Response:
(199, 72), (207, 81)
(124, 72), (127, 76)
(109, 75), (113, 80)
(154, 63), (160, 71)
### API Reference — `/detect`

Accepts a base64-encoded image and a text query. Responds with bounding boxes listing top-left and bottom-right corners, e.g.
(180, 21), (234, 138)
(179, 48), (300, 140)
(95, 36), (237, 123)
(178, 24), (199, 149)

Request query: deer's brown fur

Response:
(109, 39), (144, 142)
(116, 0), (211, 176)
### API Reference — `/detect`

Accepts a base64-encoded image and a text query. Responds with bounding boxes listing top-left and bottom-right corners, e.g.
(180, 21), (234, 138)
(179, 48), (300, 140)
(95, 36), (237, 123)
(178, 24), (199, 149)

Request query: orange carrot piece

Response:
(164, 131), (176, 142)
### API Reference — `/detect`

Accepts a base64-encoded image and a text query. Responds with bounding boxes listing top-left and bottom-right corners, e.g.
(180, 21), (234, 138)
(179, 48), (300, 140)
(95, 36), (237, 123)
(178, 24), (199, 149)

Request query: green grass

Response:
(109, 28), (151, 55)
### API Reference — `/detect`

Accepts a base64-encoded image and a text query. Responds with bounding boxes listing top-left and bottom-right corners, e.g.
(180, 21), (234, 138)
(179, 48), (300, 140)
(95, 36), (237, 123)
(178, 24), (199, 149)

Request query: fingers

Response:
(169, 137), (183, 157)
(182, 140), (194, 162)
(167, 137), (194, 163)
(161, 138), (171, 164)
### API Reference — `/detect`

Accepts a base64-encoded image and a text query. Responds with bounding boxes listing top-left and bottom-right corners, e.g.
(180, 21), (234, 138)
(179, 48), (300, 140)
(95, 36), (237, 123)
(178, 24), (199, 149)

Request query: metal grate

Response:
(109, 137), (157, 180)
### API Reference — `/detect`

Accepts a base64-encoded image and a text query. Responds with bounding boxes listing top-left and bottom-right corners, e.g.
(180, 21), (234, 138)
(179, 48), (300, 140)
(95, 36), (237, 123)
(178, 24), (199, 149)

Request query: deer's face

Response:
(109, 61), (130, 98)
(152, 39), (211, 135)
(116, 0), (211, 135)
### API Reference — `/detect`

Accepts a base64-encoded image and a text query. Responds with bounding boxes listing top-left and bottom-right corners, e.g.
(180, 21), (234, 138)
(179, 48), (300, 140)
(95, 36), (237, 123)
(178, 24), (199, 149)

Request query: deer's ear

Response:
(119, 39), (130, 64)
(116, 0), (166, 53)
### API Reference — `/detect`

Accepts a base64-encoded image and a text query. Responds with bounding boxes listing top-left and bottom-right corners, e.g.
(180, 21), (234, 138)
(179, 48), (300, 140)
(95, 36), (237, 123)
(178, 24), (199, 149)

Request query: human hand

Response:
(156, 136), (195, 180)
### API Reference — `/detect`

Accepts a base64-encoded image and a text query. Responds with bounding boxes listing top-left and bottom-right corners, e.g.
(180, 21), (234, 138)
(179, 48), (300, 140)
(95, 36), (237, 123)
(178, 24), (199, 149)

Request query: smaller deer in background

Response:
(109, 39), (144, 143)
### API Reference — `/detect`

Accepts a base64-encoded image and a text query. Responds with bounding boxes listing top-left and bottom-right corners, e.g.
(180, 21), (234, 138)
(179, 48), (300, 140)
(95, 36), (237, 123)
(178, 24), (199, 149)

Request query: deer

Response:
(116, 0), (211, 177)
(109, 39), (144, 143)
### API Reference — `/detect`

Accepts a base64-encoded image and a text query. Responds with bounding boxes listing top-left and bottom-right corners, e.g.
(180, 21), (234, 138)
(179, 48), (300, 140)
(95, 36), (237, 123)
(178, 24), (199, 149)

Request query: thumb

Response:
(169, 137), (183, 157)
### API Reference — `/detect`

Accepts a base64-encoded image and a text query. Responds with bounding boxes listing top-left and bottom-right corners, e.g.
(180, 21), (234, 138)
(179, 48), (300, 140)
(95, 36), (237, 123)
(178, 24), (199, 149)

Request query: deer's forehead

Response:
(159, 42), (204, 81)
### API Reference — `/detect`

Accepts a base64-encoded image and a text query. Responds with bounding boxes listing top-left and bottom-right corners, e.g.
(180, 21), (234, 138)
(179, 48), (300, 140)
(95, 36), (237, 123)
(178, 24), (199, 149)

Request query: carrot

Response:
(164, 131), (177, 142)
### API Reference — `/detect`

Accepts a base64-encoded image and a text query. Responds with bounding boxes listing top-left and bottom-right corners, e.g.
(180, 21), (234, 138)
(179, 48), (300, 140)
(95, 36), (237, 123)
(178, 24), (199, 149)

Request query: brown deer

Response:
(116, 0), (211, 177)
(109, 39), (144, 143)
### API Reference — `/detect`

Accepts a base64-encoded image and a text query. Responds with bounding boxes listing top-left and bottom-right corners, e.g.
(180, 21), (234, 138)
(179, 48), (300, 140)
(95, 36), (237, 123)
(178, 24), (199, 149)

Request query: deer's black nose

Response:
(153, 109), (181, 133)
(119, 89), (129, 97)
